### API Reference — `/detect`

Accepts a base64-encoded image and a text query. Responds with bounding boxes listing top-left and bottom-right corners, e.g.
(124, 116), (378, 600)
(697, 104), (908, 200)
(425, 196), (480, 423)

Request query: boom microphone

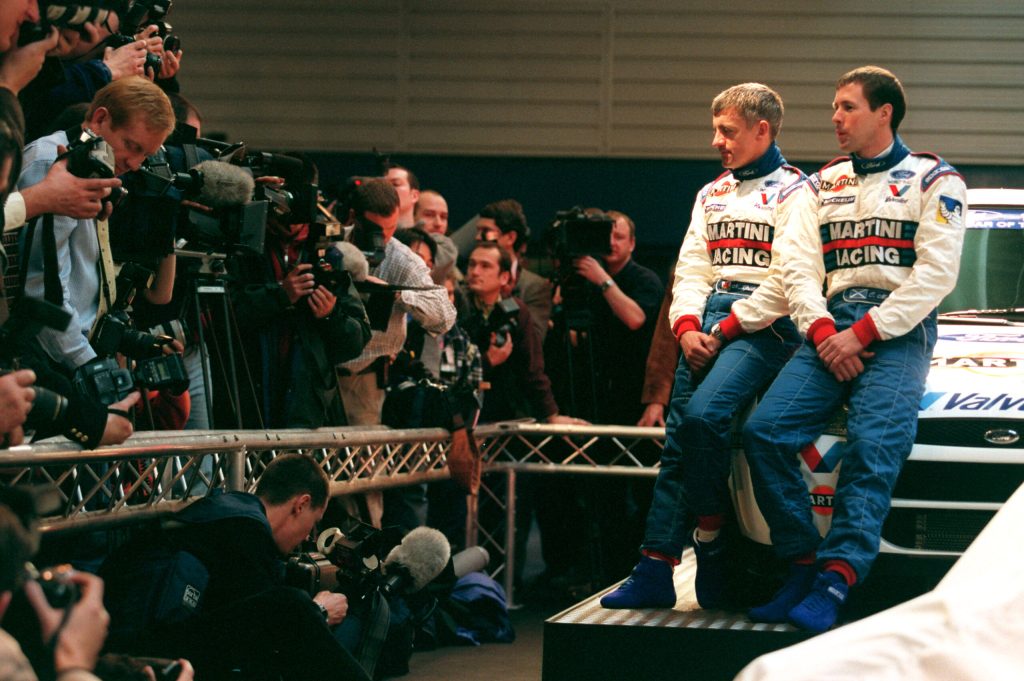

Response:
(381, 527), (451, 594)
(333, 240), (369, 282)
(192, 160), (255, 208)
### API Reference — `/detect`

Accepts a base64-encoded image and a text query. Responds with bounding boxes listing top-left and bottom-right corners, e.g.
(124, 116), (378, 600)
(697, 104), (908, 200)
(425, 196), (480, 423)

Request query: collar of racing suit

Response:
(732, 142), (786, 181)
(850, 135), (910, 175)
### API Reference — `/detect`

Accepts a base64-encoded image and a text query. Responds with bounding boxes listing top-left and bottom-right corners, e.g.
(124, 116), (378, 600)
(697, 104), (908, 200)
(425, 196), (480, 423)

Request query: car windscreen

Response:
(939, 206), (1024, 313)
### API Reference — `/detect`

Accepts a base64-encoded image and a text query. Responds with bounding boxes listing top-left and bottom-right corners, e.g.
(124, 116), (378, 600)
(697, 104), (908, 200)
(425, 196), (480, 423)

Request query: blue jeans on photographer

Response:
(743, 288), (937, 581)
(642, 287), (800, 558)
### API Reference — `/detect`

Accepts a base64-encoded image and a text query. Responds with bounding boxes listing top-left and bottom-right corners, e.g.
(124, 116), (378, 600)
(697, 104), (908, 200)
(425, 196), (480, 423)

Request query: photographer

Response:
(1, 497), (193, 681)
(571, 210), (662, 425)
(1, 2), (119, 235)
(463, 241), (581, 426)
(102, 454), (368, 681)
(11, 78), (173, 447)
(17, 76), (173, 371)
(475, 198), (552, 343)
(336, 178), (455, 427)
(2, 84), (133, 450)
(230, 162), (371, 429)
(0, 2), (55, 98)
(19, 2), (184, 143)
(1, 503), (108, 681)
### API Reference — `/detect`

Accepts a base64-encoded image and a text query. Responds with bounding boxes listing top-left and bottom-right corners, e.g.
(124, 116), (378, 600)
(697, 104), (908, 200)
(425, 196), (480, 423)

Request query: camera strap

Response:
(19, 214), (64, 307)
(93, 218), (117, 326)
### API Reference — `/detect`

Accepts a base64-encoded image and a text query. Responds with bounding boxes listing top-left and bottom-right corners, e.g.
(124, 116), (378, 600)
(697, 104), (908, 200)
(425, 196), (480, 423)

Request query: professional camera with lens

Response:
(106, 0), (181, 76)
(0, 299), (73, 438)
(18, 1), (122, 45)
(307, 516), (402, 604)
(29, 563), (80, 608)
(74, 353), (188, 407)
(123, 0), (180, 53)
(487, 298), (520, 349)
(291, 198), (352, 295)
(64, 129), (116, 179)
(80, 263), (189, 406)
(61, 129), (126, 207)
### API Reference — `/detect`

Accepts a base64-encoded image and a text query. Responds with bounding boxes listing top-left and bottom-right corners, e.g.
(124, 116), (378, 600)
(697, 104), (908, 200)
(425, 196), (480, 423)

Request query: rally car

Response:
(732, 188), (1024, 570)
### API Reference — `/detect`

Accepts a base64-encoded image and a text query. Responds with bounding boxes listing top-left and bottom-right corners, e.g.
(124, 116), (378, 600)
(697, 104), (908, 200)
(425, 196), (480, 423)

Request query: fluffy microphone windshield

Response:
(193, 160), (255, 208)
(383, 527), (451, 593)
(333, 240), (369, 282)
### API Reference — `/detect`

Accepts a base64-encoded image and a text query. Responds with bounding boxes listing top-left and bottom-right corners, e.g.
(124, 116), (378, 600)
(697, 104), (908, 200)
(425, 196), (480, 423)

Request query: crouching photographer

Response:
(100, 454), (368, 681)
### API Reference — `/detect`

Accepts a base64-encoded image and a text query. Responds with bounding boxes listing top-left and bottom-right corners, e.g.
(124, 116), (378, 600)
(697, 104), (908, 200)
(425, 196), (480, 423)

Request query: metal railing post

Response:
(504, 467), (517, 607)
(227, 447), (246, 492)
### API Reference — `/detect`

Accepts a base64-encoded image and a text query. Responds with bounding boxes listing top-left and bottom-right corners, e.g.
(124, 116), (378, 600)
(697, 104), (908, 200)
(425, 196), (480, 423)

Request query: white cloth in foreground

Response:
(735, 483), (1024, 681)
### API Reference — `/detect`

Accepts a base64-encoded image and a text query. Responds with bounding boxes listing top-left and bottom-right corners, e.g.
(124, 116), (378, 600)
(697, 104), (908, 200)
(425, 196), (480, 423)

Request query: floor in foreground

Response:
(406, 604), (553, 681)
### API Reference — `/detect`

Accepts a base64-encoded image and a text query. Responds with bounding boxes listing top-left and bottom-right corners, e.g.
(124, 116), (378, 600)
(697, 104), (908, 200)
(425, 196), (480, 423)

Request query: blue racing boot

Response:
(748, 563), (816, 623)
(599, 555), (676, 609)
(787, 570), (848, 632)
(692, 531), (729, 609)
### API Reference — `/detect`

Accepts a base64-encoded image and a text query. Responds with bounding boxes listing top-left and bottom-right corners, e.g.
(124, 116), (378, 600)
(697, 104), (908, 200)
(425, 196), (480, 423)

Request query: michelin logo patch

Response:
(937, 196), (963, 225)
(823, 196), (855, 206)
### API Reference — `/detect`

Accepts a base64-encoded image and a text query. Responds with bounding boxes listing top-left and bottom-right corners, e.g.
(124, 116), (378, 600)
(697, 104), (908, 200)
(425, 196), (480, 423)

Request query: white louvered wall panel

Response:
(172, 0), (1024, 164)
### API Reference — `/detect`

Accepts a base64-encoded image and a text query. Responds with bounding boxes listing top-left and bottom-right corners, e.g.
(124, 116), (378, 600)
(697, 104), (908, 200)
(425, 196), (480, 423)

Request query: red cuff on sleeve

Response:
(808, 318), (838, 348)
(851, 313), (880, 348)
(672, 315), (701, 341)
(718, 312), (743, 340)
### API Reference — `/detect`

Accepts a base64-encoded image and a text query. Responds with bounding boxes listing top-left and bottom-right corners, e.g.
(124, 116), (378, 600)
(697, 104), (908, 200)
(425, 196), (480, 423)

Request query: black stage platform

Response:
(542, 547), (953, 681)
(543, 549), (812, 681)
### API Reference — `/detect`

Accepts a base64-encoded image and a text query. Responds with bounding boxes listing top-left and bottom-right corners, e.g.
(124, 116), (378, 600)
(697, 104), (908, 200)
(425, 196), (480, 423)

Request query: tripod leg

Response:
(192, 284), (215, 428)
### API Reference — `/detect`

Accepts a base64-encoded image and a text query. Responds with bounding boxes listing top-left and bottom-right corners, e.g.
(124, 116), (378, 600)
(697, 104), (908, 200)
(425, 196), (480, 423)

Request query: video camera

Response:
(18, 1), (123, 45)
(135, 140), (265, 257)
(286, 516), (403, 605)
(546, 207), (614, 262)
(0, 298), (72, 438)
(547, 207), (614, 330)
(78, 263), (188, 406)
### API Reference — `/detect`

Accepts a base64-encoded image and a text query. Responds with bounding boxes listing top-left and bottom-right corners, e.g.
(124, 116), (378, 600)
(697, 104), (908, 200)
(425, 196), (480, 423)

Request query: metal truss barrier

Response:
(0, 423), (666, 605)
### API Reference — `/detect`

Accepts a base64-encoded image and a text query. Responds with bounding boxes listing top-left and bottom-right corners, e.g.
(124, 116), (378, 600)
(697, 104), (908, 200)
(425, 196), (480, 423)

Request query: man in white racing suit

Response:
(602, 82), (803, 610)
(743, 65), (968, 632)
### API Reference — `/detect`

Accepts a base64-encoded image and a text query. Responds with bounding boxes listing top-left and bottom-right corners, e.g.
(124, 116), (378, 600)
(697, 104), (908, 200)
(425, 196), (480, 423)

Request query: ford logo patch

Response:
(984, 428), (1020, 445)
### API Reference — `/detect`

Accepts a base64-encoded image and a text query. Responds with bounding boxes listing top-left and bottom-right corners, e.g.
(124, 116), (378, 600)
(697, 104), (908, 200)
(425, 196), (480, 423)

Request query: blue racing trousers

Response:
(742, 289), (937, 581)
(642, 288), (800, 558)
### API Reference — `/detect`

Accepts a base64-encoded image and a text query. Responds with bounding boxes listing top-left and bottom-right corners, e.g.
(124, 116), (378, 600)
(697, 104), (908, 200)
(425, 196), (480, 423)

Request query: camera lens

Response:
(25, 387), (69, 433)
(120, 329), (168, 358)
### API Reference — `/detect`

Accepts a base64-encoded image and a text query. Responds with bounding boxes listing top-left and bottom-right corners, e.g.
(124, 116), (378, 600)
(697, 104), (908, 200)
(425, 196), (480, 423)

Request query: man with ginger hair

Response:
(19, 76), (174, 373)
(602, 82), (803, 611)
